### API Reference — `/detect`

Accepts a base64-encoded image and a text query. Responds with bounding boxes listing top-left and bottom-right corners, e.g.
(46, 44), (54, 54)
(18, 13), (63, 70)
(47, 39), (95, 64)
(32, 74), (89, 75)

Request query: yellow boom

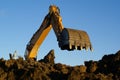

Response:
(24, 5), (93, 59)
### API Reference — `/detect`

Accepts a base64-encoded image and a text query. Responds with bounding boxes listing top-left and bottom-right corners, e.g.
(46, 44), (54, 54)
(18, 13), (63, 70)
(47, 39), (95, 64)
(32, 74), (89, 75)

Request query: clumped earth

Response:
(0, 50), (120, 80)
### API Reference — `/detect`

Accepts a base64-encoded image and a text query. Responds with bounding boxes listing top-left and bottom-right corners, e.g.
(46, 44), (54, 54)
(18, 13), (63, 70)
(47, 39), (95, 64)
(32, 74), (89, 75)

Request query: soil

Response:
(0, 50), (120, 80)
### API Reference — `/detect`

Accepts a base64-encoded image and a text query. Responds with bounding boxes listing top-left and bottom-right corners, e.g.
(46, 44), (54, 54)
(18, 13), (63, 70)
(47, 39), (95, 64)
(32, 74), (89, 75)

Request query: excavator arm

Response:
(25, 5), (93, 59)
(50, 5), (93, 51)
(24, 13), (52, 59)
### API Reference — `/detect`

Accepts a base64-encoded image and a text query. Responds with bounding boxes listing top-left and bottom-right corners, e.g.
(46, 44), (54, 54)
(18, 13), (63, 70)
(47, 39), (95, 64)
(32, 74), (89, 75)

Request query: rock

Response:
(54, 63), (71, 74)
(85, 60), (98, 73)
(72, 65), (87, 73)
(39, 49), (55, 64)
(0, 50), (119, 80)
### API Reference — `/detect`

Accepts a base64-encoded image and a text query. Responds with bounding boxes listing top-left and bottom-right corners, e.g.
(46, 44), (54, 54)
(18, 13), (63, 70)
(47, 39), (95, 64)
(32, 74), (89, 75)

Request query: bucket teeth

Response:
(75, 46), (78, 50)
(90, 47), (93, 52)
(85, 47), (88, 51)
(69, 44), (72, 49)
(80, 46), (82, 50)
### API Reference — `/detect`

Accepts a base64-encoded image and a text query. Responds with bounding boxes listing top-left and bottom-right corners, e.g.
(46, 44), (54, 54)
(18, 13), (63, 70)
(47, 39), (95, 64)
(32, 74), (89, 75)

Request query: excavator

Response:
(24, 5), (93, 60)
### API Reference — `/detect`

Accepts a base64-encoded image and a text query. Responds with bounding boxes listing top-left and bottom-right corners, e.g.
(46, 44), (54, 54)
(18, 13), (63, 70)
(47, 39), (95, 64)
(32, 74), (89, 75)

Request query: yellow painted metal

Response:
(28, 25), (52, 58)
(25, 5), (93, 59)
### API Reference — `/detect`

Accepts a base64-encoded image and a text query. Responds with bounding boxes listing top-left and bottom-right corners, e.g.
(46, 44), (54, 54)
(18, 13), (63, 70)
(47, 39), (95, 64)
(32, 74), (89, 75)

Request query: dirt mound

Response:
(0, 50), (120, 80)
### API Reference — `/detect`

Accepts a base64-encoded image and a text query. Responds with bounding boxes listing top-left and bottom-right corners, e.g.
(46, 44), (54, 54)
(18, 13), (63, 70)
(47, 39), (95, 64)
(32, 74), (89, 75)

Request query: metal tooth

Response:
(80, 46), (82, 50)
(69, 44), (72, 49)
(85, 46), (88, 51)
(91, 48), (94, 52)
(75, 46), (78, 50)
(90, 47), (93, 52)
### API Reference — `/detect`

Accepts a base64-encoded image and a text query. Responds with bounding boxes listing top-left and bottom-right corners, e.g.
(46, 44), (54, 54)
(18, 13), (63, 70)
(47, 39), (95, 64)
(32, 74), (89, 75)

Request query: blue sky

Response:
(0, 0), (120, 66)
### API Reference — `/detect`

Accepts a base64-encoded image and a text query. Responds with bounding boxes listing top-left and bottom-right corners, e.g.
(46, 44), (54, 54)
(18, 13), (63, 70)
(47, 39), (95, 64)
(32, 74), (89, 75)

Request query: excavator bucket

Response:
(58, 28), (93, 51)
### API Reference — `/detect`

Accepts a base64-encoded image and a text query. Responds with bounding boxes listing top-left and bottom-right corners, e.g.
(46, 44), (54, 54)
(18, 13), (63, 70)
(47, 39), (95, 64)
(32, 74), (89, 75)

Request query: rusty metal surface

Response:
(58, 28), (93, 51)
